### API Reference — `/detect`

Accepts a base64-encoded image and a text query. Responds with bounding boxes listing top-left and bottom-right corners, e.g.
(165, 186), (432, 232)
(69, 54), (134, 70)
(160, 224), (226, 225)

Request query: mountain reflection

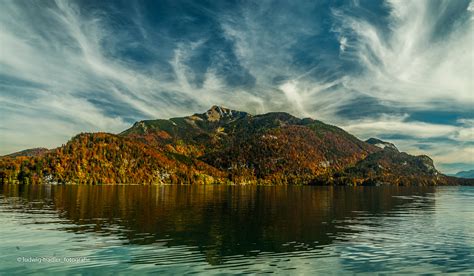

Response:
(1, 184), (436, 265)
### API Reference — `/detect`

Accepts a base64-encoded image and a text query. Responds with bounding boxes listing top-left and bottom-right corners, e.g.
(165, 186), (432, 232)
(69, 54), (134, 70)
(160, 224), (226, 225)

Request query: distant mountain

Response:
(3, 147), (49, 158)
(453, 170), (474, 179)
(1, 106), (471, 185)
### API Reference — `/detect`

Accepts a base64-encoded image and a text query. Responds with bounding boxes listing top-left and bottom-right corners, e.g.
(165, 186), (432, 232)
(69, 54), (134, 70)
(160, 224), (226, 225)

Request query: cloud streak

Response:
(333, 0), (473, 105)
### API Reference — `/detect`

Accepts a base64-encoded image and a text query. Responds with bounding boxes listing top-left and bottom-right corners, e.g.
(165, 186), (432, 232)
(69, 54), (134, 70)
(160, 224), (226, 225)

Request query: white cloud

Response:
(342, 113), (474, 142)
(279, 81), (307, 115)
(338, 36), (348, 52)
(343, 114), (450, 138)
(332, 0), (474, 105)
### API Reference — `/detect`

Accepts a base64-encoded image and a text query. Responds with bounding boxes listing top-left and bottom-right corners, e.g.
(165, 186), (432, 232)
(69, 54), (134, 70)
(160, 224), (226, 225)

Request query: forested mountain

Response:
(1, 106), (471, 185)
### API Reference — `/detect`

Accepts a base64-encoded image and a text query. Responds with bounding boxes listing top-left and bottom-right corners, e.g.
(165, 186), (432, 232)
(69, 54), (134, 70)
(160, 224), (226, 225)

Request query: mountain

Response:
(453, 170), (474, 179)
(1, 106), (471, 185)
(365, 138), (398, 151)
(3, 147), (49, 158)
(120, 106), (377, 184)
(0, 133), (224, 185)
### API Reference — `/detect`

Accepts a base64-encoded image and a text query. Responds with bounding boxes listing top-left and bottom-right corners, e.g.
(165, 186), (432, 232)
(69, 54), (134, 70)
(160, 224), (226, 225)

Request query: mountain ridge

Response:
(1, 106), (471, 186)
(452, 169), (474, 179)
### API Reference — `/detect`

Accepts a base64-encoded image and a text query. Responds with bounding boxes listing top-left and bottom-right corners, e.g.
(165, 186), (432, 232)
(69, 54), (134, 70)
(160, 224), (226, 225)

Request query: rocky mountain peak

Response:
(366, 138), (398, 151)
(205, 105), (249, 122)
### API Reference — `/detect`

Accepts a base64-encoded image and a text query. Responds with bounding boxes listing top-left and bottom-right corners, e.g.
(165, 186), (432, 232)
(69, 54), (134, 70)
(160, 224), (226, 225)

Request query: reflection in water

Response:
(1, 184), (473, 274)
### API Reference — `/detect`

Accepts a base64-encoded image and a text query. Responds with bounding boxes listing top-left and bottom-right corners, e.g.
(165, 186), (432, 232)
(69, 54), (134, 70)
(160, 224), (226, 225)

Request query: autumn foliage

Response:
(1, 106), (469, 186)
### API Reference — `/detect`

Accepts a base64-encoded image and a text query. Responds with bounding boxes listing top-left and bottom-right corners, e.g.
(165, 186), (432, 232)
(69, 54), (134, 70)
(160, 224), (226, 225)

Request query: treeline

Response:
(0, 133), (224, 185)
(202, 125), (373, 185)
(1, 107), (471, 186)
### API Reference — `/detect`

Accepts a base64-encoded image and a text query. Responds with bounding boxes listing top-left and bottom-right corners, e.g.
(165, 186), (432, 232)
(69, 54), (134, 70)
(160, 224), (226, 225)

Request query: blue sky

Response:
(0, 0), (473, 173)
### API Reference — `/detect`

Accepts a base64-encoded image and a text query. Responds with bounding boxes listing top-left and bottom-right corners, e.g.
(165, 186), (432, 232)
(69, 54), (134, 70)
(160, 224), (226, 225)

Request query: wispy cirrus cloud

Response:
(332, 0), (473, 105)
(0, 0), (472, 173)
(0, 0), (245, 151)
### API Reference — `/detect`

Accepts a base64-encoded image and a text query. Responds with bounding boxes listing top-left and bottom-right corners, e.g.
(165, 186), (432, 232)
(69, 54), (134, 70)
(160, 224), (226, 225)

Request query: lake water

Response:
(0, 184), (473, 274)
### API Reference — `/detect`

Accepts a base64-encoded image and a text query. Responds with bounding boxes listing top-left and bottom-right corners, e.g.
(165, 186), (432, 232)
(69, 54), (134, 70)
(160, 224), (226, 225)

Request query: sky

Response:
(0, 0), (473, 173)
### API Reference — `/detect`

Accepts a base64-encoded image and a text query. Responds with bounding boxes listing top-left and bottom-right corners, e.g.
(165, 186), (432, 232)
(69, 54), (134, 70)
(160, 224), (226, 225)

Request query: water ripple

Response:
(0, 185), (473, 274)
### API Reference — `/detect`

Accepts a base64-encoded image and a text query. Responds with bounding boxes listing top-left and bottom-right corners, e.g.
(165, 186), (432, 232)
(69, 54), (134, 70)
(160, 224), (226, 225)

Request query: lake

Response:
(0, 184), (473, 274)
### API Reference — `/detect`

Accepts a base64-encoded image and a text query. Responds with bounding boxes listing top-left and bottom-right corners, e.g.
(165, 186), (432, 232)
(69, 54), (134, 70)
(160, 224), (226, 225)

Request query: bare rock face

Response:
(205, 105), (249, 122)
(206, 105), (230, 121)
(365, 138), (398, 151)
(416, 155), (438, 175)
